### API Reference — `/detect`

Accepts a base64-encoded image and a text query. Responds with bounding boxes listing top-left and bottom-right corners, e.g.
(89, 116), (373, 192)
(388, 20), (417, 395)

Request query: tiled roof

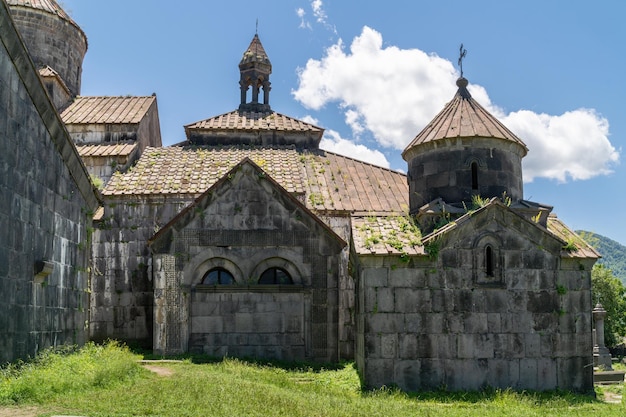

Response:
(7, 0), (78, 27)
(185, 110), (322, 135)
(103, 145), (410, 214)
(105, 146), (307, 196)
(240, 34), (271, 67)
(76, 143), (137, 158)
(60, 96), (156, 125)
(547, 215), (601, 259)
(403, 77), (527, 158)
(352, 215), (424, 256)
(301, 152), (408, 212)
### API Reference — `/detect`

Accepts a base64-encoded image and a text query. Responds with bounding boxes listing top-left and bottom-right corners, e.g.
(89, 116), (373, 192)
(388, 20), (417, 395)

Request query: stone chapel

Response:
(1, 0), (600, 392)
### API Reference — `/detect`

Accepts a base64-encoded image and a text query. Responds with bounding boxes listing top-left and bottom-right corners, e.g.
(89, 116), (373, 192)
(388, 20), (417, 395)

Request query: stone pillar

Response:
(593, 303), (613, 370)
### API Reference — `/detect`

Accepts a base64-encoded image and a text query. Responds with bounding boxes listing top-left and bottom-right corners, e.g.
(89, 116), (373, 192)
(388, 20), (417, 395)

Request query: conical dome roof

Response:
(239, 34), (271, 68)
(402, 77), (527, 161)
(7, 0), (80, 29)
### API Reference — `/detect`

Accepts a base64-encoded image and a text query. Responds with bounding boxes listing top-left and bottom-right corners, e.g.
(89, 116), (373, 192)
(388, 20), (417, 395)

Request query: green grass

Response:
(0, 343), (624, 416)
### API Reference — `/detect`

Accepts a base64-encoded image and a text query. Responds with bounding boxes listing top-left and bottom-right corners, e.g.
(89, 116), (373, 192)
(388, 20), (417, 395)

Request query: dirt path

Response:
(0, 406), (42, 417)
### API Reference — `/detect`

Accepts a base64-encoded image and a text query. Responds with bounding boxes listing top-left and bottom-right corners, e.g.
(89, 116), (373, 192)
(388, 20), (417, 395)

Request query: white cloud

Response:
(293, 26), (619, 183)
(311, 0), (326, 23)
(503, 109), (619, 182)
(296, 8), (311, 30)
(301, 115), (390, 168)
(320, 130), (391, 169)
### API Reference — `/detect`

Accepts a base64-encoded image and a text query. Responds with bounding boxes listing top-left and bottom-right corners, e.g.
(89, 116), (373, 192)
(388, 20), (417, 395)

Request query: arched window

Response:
(485, 245), (494, 277)
(471, 161), (479, 190)
(259, 267), (293, 285)
(202, 267), (234, 285)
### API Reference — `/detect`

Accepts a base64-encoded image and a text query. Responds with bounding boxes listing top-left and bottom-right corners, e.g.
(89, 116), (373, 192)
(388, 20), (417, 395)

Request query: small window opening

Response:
(259, 267), (293, 285)
(202, 267), (234, 285)
(471, 161), (479, 190)
(485, 245), (494, 277)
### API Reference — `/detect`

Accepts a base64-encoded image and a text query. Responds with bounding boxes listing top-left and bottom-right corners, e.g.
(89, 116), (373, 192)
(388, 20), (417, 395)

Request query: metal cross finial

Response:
(256, 18), (259, 35)
(458, 43), (467, 77)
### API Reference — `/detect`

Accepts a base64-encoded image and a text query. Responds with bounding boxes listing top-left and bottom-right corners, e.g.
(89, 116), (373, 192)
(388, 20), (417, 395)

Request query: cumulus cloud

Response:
(320, 130), (391, 168)
(300, 115), (390, 168)
(503, 109), (618, 182)
(292, 26), (618, 182)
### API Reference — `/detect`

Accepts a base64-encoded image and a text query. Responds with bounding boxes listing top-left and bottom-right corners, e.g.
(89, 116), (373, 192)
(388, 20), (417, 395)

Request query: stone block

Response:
(536, 358), (557, 390)
(494, 333), (525, 359)
(362, 267), (388, 287)
(395, 289), (430, 313)
(404, 313), (421, 333)
(463, 313), (488, 334)
(363, 359), (394, 389)
(524, 333), (540, 358)
(421, 313), (444, 334)
(191, 316), (224, 333)
(380, 334), (397, 358)
(366, 313), (403, 334)
(487, 358), (520, 389)
(376, 287), (395, 312)
(233, 314), (254, 333)
(394, 360), (421, 392)
(388, 268), (426, 287)
(487, 313), (501, 333)
(519, 358), (538, 390)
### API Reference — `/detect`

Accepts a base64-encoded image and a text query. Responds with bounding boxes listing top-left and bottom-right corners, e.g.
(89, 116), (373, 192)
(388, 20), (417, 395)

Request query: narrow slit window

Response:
(485, 245), (494, 277)
(471, 161), (479, 190)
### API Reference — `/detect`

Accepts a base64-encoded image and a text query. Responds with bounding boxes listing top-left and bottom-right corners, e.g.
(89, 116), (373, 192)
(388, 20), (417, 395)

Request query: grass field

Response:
(0, 342), (624, 417)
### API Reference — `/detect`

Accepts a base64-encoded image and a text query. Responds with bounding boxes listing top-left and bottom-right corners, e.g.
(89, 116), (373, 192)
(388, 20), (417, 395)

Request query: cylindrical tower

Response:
(7, 0), (87, 97)
(402, 77), (528, 213)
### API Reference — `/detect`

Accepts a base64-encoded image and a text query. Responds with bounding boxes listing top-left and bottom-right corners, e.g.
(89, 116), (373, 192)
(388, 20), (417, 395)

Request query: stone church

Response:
(1, 0), (600, 392)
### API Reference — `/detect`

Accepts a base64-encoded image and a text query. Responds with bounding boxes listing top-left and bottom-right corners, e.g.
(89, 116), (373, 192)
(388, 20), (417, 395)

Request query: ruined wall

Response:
(90, 195), (189, 348)
(356, 209), (594, 392)
(0, 2), (97, 363)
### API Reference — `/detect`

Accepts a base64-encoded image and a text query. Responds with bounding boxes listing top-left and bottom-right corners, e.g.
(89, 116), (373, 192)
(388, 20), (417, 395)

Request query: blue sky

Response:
(61, 0), (626, 244)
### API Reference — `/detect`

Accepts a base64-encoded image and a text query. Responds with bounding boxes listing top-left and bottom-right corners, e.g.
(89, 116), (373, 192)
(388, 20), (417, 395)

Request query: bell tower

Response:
(238, 34), (272, 112)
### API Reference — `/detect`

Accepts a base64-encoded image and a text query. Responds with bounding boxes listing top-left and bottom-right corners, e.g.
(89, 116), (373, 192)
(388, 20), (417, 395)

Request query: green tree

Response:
(591, 264), (626, 347)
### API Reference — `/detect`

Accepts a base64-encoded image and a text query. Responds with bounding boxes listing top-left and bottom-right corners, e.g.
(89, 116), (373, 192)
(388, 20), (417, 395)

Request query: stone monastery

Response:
(0, 0), (601, 392)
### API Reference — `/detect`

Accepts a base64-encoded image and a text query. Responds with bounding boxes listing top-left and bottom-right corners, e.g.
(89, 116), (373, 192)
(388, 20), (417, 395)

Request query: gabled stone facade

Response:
(356, 201), (595, 392)
(150, 159), (346, 361)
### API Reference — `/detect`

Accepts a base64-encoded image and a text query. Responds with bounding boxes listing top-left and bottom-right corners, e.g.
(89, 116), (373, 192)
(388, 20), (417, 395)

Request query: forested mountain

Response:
(577, 230), (626, 285)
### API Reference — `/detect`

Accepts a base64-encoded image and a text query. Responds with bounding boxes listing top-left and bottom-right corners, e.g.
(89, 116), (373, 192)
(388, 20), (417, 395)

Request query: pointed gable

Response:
(149, 158), (346, 253)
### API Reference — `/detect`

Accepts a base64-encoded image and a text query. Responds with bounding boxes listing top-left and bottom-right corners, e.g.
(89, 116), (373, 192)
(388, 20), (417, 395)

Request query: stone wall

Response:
(90, 195), (189, 348)
(8, 3), (87, 97)
(189, 289), (309, 360)
(356, 206), (594, 392)
(0, 1), (98, 364)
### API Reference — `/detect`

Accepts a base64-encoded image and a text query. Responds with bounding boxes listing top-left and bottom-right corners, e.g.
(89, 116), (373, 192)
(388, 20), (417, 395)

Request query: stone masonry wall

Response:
(0, 5), (95, 364)
(90, 195), (190, 348)
(188, 289), (309, 361)
(357, 210), (594, 392)
(9, 5), (87, 97)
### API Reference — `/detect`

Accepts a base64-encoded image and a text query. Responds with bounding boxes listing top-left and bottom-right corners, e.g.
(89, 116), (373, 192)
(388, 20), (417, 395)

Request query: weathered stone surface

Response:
(0, 1), (96, 364)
